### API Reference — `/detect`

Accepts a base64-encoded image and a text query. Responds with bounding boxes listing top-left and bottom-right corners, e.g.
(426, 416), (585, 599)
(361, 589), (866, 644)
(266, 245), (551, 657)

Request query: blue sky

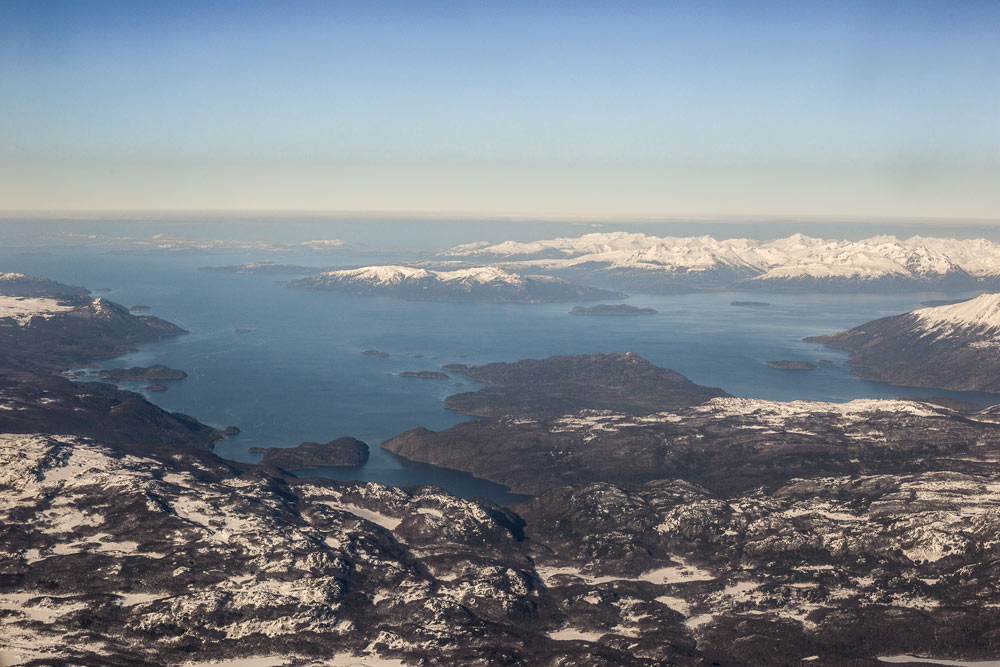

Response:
(1, 1), (998, 219)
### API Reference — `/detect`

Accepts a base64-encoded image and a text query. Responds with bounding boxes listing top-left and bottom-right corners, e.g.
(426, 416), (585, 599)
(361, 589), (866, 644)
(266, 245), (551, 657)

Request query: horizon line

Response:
(1, 209), (999, 226)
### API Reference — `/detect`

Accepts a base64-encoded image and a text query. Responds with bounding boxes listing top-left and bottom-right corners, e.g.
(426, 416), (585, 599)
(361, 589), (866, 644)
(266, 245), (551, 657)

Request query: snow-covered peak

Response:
(317, 264), (541, 286)
(435, 266), (525, 284)
(320, 265), (434, 284)
(913, 293), (1000, 336)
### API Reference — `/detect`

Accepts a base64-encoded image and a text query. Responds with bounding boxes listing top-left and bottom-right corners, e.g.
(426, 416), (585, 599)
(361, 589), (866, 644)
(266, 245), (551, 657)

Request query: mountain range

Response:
(442, 233), (1000, 292)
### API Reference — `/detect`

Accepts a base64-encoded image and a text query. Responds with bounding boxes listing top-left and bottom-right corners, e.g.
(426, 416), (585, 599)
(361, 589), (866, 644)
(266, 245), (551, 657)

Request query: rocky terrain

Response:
(0, 272), (90, 299)
(252, 437), (371, 469)
(0, 294), (186, 372)
(7, 273), (1000, 665)
(286, 265), (624, 303)
(385, 394), (1000, 496)
(443, 353), (729, 419)
(570, 304), (658, 316)
(442, 232), (1000, 293)
(808, 293), (1000, 392)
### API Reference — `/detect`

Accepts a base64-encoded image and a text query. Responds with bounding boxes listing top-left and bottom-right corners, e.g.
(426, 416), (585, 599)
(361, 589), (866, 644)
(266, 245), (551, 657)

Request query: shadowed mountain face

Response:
(808, 293), (1000, 393)
(0, 297), (185, 371)
(444, 353), (729, 419)
(386, 396), (1000, 496)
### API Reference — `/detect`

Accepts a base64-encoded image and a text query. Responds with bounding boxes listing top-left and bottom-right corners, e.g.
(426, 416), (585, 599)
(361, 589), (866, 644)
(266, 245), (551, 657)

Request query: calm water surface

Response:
(4, 246), (998, 504)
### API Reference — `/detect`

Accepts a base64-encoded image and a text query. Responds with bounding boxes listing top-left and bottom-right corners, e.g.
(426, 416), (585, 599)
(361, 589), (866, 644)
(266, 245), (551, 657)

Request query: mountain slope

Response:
(807, 293), (1000, 392)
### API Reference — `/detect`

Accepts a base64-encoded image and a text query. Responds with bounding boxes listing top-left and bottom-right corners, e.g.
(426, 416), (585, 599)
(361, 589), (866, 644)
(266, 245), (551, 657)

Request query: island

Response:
(731, 301), (770, 307)
(443, 352), (729, 418)
(441, 363), (469, 371)
(144, 384), (168, 392)
(399, 370), (449, 379)
(254, 437), (370, 469)
(361, 349), (389, 357)
(569, 304), (658, 316)
(98, 364), (188, 382)
(287, 265), (626, 303)
(198, 261), (324, 275)
(765, 360), (818, 370)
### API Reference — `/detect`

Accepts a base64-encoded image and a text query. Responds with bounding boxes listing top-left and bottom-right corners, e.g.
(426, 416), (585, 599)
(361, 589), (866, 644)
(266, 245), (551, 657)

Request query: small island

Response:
(144, 384), (168, 392)
(731, 301), (770, 307)
(765, 360), (818, 370)
(441, 363), (469, 371)
(399, 370), (449, 379)
(570, 304), (658, 316)
(234, 328), (254, 333)
(254, 437), (370, 469)
(362, 349), (389, 357)
(99, 364), (187, 382)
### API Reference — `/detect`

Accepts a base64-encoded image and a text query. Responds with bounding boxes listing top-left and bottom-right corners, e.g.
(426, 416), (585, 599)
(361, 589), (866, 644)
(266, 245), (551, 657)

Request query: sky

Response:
(1, 0), (998, 220)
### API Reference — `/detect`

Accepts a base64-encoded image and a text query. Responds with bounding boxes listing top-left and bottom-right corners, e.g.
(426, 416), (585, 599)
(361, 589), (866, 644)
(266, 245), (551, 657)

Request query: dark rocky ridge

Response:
(255, 437), (370, 469)
(807, 296), (1000, 392)
(0, 272), (90, 299)
(445, 353), (729, 419)
(385, 397), (1000, 496)
(0, 297), (186, 372)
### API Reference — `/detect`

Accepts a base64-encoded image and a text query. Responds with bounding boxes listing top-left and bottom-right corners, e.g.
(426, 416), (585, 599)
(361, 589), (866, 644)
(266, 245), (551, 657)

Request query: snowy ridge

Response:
(289, 263), (617, 302)
(443, 232), (1000, 282)
(0, 296), (75, 325)
(913, 293), (1000, 337)
(315, 265), (533, 286)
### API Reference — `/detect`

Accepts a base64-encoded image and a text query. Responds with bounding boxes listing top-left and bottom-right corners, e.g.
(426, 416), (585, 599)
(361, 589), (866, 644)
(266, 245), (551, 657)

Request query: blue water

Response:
(3, 242), (1000, 504)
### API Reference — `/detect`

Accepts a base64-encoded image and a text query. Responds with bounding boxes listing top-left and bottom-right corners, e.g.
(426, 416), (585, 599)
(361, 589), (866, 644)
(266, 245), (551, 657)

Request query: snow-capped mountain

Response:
(809, 293), (1000, 392)
(287, 265), (624, 302)
(442, 233), (1000, 291)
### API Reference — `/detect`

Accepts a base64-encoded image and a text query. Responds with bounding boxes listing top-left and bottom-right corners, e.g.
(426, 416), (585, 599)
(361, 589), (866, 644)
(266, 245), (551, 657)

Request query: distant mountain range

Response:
(441, 232), (1000, 292)
(809, 293), (1000, 392)
(287, 265), (624, 302)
